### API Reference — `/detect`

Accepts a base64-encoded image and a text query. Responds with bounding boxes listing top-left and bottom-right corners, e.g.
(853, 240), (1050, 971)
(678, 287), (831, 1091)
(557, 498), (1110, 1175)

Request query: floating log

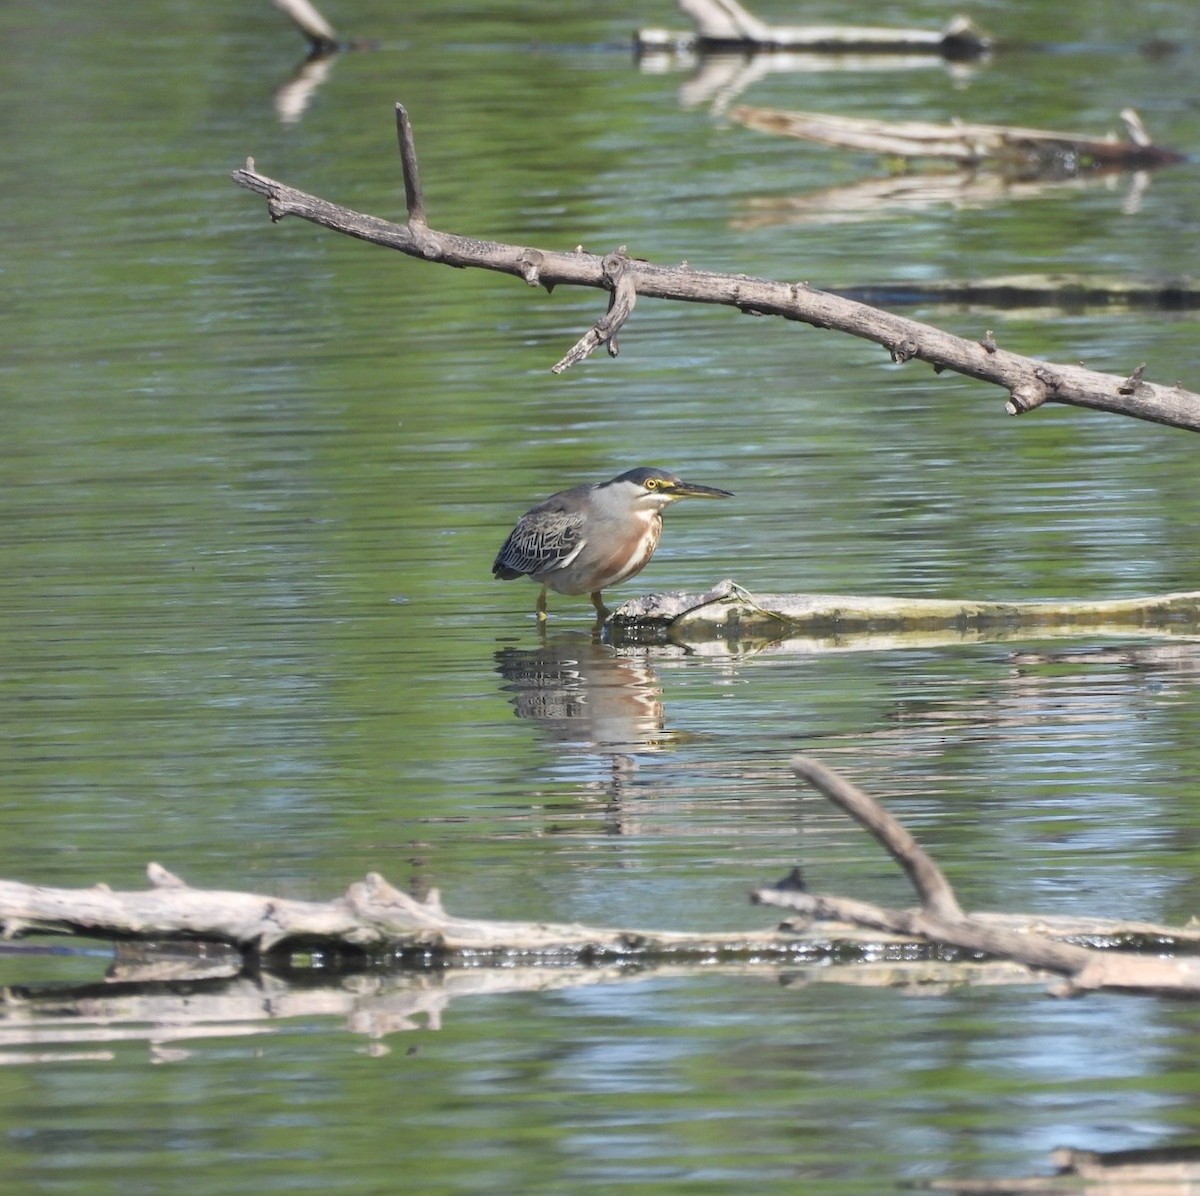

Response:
(637, 0), (991, 59)
(611, 579), (1200, 644)
(730, 105), (1186, 174)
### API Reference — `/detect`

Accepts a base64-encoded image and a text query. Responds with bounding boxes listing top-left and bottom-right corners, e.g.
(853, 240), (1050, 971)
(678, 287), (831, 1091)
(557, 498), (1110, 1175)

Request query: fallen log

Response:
(730, 105), (1186, 175)
(229, 105), (1200, 433)
(637, 0), (990, 59)
(0, 863), (817, 963)
(610, 578), (1200, 644)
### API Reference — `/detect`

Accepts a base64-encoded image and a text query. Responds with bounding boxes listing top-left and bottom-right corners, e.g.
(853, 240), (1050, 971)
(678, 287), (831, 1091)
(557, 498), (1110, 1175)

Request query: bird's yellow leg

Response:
(590, 591), (611, 620)
(536, 585), (548, 622)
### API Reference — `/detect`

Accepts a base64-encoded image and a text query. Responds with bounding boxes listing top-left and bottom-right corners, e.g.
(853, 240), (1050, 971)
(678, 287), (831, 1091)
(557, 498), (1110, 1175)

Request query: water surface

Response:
(4, 0), (1200, 1191)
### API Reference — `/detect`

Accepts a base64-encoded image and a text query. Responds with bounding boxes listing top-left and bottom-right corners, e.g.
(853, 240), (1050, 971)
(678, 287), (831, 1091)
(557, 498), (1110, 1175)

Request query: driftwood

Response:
(0, 863), (823, 963)
(229, 105), (1200, 433)
(730, 105), (1186, 175)
(0, 869), (1193, 981)
(756, 758), (1200, 997)
(610, 578), (1200, 644)
(637, 0), (990, 59)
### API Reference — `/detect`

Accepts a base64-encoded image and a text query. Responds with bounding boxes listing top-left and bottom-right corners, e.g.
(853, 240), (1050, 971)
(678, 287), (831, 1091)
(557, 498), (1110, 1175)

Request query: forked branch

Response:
(229, 104), (1200, 432)
(754, 757), (1200, 996)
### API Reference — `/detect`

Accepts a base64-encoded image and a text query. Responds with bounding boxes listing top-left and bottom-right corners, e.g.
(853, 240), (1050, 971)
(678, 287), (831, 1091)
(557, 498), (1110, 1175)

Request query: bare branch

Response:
(394, 103), (426, 227)
(759, 758), (1200, 996)
(790, 756), (963, 920)
(229, 112), (1200, 433)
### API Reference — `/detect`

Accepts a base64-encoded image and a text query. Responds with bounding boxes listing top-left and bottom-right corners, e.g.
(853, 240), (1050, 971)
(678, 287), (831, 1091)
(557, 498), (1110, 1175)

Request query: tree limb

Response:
(230, 107), (1200, 433)
(756, 756), (1200, 996)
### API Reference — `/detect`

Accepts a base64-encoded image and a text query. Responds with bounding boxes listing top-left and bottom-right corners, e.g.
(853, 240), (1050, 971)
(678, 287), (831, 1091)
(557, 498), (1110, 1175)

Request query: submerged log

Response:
(730, 105), (1186, 175)
(637, 0), (990, 59)
(611, 579), (1200, 644)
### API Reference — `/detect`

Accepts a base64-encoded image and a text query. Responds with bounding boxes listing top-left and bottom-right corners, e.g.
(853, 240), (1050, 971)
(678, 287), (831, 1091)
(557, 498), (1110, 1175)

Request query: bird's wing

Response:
(493, 504), (587, 579)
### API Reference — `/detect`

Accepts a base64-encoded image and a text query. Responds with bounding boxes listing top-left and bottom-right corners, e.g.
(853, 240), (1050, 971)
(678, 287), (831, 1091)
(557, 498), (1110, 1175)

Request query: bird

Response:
(492, 466), (733, 621)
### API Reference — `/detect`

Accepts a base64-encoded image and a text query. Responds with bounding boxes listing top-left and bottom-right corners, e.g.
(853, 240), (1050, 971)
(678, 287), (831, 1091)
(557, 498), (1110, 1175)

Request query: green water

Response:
(4, 0), (1200, 1190)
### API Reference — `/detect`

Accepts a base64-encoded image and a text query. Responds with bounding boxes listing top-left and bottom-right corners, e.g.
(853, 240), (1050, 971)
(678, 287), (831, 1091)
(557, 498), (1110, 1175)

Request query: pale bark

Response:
(612, 578), (1200, 641)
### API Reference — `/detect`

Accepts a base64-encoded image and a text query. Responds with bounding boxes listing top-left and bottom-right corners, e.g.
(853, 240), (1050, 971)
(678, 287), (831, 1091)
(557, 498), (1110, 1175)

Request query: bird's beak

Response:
(669, 480), (734, 500)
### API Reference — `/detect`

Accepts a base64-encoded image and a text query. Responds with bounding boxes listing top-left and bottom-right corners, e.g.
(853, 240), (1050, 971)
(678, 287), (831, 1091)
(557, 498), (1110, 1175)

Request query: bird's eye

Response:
(644, 478), (659, 489)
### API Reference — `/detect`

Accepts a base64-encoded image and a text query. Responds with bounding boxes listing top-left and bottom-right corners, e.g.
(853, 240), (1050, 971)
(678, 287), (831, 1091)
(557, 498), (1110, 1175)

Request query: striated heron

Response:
(492, 466), (733, 621)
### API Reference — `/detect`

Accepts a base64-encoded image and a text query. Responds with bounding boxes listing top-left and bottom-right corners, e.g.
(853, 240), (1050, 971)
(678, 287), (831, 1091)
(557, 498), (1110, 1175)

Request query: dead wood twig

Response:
(552, 247), (638, 372)
(755, 757), (1200, 997)
(230, 106), (1200, 433)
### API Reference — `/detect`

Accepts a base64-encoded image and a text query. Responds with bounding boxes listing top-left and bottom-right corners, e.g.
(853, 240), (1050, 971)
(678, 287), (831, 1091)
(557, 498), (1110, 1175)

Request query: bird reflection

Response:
(274, 50), (338, 125)
(494, 632), (669, 757)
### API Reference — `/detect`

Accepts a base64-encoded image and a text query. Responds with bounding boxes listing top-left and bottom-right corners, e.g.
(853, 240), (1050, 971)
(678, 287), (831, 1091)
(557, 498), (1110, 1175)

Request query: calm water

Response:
(5, 0), (1200, 1190)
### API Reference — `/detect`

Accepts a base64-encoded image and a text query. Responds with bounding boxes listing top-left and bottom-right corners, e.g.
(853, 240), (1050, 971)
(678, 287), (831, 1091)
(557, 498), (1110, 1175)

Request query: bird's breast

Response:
(561, 511), (662, 594)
